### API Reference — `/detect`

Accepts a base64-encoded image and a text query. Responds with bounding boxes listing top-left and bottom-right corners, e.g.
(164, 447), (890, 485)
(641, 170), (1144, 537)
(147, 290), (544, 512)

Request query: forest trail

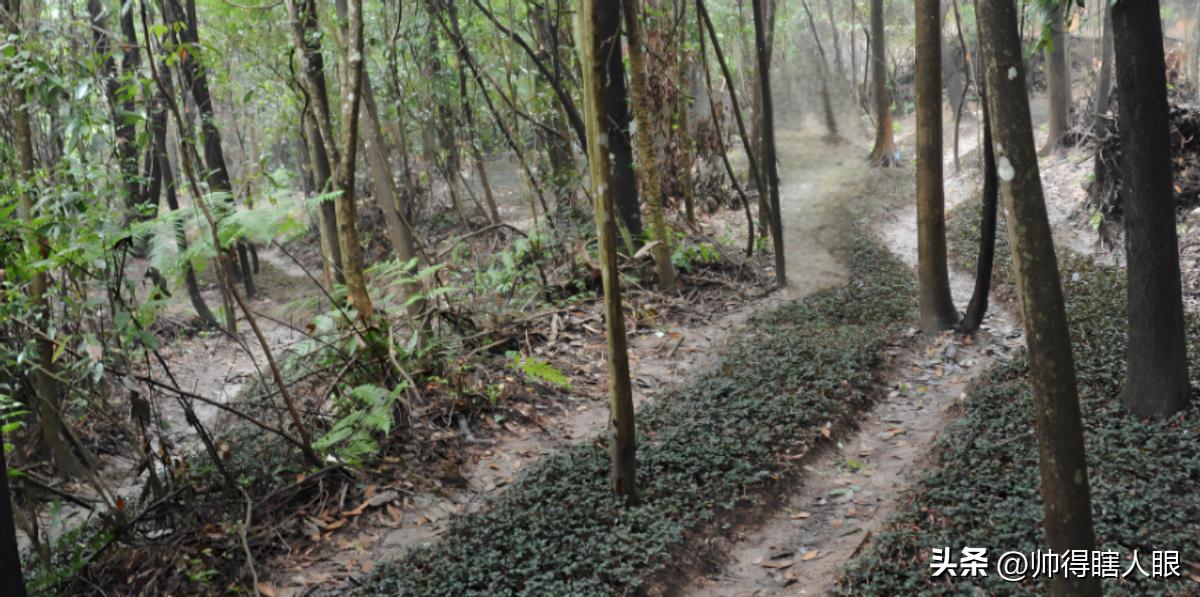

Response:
(684, 113), (1023, 596)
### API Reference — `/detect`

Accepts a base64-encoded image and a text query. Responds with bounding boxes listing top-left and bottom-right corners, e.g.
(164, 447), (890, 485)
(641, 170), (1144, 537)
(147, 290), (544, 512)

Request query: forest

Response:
(2, 0), (1200, 594)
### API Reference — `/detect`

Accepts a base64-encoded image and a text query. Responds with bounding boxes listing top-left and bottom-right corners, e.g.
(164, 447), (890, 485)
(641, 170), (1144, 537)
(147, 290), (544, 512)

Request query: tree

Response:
(867, 0), (897, 166)
(4, 0), (90, 479)
(1094, 0), (1113, 122)
(1111, 0), (1191, 418)
(580, 0), (638, 503)
(598, 0), (643, 240)
(914, 0), (957, 331)
(0, 427), (27, 597)
(959, 75), (997, 334)
(1041, 0), (1072, 154)
(977, 3), (1101, 595)
(164, 0), (256, 299)
(620, 0), (680, 290)
(289, 0), (345, 288)
(753, 0), (786, 284)
(331, 0), (374, 320)
(801, 0), (840, 140)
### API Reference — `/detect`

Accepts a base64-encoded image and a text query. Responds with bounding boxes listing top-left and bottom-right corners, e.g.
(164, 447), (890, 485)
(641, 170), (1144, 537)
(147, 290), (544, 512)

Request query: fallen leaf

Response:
(760, 559), (794, 569)
(802, 550), (821, 561)
(257, 583), (277, 597)
(789, 511), (812, 520)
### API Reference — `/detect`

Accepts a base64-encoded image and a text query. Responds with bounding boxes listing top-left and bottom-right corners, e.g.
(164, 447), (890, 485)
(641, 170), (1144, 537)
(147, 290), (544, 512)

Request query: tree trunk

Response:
(333, 0), (373, 319)
(581, 0), (638, 504)
(0, 426), (27, 597)
(1094, 1), (1114, 121)
(1042, 1), (1072, 154)
(599, 0), (643, 241)
(977, 4), (1101, 595)
(151, 88), (220, 328)
(1112, 0), (1191, 418)
(698, 8), (756, 255)
(867, 0), (896, 165)
(960, 76), (996, 334)
(915, 0), (957, 331)
(87, 0), (140, 214)
(621, 0), (680, 290)
(801, 0), (840, 140)
(5, 0), (89, 479)
(752, 0), (785, 285)
(447, 2), (501, 225)
(824, 0), (843, 75)
(166, 0), (254, 298)
(287, 0), (348, 291)
(697, 0), (768, 233)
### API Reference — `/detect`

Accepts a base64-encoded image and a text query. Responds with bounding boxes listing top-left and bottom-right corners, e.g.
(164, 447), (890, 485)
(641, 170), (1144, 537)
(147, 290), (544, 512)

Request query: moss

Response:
(362, 235), (917, 596)
(836, 204), (1200, 596)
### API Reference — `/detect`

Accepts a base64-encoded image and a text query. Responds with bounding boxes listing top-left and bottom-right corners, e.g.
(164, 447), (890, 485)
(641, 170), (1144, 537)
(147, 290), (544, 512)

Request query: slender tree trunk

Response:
(0, 426), (26, 597)
(801, 0), (840, 140)
(960, 76), (996, 334)
(752, 0), (785, 284)
(333, 0), (373, 319)
(599, 0), (643, 241)
(5, 0), (89, 479)
(446, 2), (501, 225)
(698, 12), (756, 255)
(1112, 0), (1191, 418)
(850, 0), (860, 108)
(824, 0), (844, 75)
(621, 0), (680, 290)
(977, 5), (1101, 595)
(915, 0), (957, 331)
(1094, 1), (1113, 121)
(867, 0), (896, 165)
(87, 0), (140, 213)
(1042, 1), (1072, 154)
(151, 88), (219, 328)
(581, 0), (638, 503)
(950, 0), (971, 173)
(697, 0), (768, 232)
(166, 0), (254, 298)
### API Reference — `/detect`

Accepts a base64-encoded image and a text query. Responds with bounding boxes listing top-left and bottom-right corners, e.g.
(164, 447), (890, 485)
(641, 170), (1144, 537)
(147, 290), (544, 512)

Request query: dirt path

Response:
(683, 113), (1024, 596)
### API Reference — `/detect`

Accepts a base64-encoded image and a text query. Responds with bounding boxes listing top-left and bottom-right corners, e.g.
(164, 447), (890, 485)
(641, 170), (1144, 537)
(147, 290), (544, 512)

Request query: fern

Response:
(314, 383), (400, 466)
(506, 351), (572, 389)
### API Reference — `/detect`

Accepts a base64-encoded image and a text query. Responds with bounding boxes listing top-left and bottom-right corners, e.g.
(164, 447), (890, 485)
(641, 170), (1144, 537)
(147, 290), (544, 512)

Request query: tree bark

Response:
(915, 0), (957, 331)
(801, 0), (840, 140)
(696, 0), (768, 233)
(5, 0), (89, 479)
(1041, 1), (1072, 154)
(289, 0), (344, 287)
(620, 0), (680, 290)
(977, 4), (1101, 595)
(581, 0), (638, 504)
(1094, 1), (1113, 122)
(599, 0), (643, 241)
(0, 426), (27, 597)
(824, 0), (843, 75)
(1111, 0), (1191, 418)
(87, 0), (141, 213)
(960, 75), (996, 334)
(867, 0), (896, 165)
(333, 0), (373, 319)
(151, 87), (219, 328)
(752, 0), (785, 285)
(165, 0), (254, 298)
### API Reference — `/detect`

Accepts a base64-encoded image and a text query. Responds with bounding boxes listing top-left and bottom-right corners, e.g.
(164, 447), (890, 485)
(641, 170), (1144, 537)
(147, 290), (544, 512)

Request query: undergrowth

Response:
(362, 234), (916, 595)
(835, 204), (1200, 596)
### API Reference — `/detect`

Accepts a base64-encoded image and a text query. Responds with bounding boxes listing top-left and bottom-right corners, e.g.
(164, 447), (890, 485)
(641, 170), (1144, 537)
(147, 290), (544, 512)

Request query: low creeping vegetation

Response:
(363, 234), (916, 595)
(835, 205), (1200, 596)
